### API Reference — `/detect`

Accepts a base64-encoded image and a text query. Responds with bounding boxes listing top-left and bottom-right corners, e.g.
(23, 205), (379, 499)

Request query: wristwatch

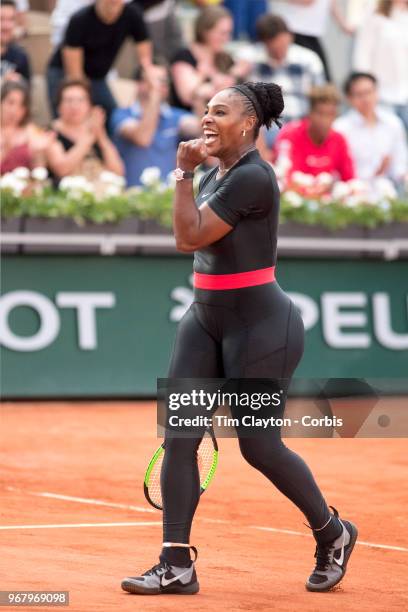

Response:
(173, 168), (194, 181)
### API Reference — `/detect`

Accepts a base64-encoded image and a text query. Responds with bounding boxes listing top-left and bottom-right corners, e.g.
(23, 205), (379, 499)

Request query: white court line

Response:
(251, 526), (310, 538)
(355, 540), (408, 552)
(4, 486), (408, 553)
(250, 526), (408, 552)
(0, 522), (162, 530)
(5, 486), (155, 513)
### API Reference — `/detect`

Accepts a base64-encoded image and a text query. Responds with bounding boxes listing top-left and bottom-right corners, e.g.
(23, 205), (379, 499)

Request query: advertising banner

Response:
(1, 255), (407, 397)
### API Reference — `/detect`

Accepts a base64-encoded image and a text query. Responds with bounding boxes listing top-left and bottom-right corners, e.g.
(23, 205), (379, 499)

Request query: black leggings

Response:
(162, 282), (336, 544)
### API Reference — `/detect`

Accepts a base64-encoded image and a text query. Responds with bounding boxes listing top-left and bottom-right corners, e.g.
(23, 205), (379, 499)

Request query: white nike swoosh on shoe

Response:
(333, 529), (346, 567)
(161, 568), (192, 587)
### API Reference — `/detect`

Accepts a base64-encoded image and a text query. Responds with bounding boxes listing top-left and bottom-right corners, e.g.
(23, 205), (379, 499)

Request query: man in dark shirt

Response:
(0, 0), (31, 83)
(47, 0), (153, 120)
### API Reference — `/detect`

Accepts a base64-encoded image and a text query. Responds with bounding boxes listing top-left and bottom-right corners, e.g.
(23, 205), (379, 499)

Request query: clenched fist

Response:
(177, 138), (209, 172)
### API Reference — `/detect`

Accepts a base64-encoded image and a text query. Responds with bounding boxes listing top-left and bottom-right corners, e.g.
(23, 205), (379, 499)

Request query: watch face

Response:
(173, 168), (184, 181)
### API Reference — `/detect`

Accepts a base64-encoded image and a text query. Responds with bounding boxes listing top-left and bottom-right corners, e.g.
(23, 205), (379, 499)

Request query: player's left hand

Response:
(177, 138), (208, 172)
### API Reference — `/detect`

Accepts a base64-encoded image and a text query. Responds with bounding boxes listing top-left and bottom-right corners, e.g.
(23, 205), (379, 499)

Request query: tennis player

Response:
(121, 81), (358, 595)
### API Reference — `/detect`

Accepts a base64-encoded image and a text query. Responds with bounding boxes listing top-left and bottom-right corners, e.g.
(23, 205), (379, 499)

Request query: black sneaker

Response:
(121, 548), (199, 595)
(306, 507), (358, 592)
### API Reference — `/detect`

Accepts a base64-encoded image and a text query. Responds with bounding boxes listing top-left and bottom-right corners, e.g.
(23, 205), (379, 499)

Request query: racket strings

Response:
(147, 434), (215, 509)
(147, 454), (163, 508)
(197, 435), (216, 481)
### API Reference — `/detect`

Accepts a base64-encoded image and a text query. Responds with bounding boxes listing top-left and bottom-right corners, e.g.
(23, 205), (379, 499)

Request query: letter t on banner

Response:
(56, 293), (115, 350)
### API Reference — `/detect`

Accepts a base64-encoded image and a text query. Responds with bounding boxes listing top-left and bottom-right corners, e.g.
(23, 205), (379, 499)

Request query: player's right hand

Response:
(177, 138), (209, 172)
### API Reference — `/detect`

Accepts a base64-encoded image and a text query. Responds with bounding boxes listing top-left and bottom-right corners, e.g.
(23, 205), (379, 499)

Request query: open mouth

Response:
(203, 131), (219, 146)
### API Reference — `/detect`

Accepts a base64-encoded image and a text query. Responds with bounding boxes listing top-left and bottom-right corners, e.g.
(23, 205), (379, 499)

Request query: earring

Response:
(242, 130), (246, 137)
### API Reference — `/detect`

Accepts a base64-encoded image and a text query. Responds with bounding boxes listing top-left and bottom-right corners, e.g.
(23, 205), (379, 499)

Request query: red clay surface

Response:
(1, 401), (407, 612)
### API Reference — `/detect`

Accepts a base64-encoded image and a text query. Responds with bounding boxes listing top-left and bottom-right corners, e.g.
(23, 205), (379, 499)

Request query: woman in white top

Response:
(353, 0), (408, 129)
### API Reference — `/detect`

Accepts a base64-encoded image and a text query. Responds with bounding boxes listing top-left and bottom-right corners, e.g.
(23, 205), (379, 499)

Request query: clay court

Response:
(1, 401), (407, 612)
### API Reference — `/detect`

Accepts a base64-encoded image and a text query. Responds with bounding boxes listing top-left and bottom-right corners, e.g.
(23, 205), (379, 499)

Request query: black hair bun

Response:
(244, 81), (284, 128)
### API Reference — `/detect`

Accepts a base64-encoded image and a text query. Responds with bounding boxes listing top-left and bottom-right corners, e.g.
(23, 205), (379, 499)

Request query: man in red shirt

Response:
(274, 84), (355, 182)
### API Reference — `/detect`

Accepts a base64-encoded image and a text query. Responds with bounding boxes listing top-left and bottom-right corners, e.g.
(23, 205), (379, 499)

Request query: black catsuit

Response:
(162, 150), (339, 546)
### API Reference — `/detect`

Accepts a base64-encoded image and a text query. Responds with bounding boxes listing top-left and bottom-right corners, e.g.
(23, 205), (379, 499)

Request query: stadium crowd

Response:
(1, 0), (407, 197)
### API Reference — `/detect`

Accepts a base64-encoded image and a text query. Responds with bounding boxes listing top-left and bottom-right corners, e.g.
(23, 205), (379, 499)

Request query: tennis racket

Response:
(144, 427), (219, 510)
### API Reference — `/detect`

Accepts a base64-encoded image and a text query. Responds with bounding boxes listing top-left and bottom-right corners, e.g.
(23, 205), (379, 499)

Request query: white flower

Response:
(284, 190), (303, 207)
(315, 172), (333, 187)
(31, 167), (48, 181)
(59, 175), (94, 197)
(344, 195), (365, 207)
(347, 179), (369, 195)
(100, 170), (116, 183)
(291, 171), (315, 187)
(13, 166), (30, 180)
(372, 177), (397, 201)
(332, 181), (351, 201)
(99, 171), (126, 187)
(59, 176), (77, 191)
(0, 173), (16, 189)
(60, 176), (86, 190)
(1, 168), (29, 194)
(59, 177), (71, 191)
(0, 172), (26, 195)
(140, 166), (161, 187)
(104, 184), (121, 197)
(79, 183), (94, 195)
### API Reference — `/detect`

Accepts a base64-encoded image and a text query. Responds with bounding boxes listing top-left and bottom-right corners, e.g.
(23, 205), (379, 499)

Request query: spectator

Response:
(249, 14), (325, 124)
(50, 1), (183, 63)
(50, 0), (93, 48)
(170, 6), (247, 111)
(223, 0), (267, 41)
(110, 62), (198, 186)
(46, 79), (124, 183)
(334, 72), (408, 184)
(0, 0), (31, 83)
(268, 0), (354, 81)
(274, 84), (354, 182)
(132, 1), (184, 62)
(353, 0), (408, 130)
(46, 0), (153, 120)
(0, 80), (52, 174)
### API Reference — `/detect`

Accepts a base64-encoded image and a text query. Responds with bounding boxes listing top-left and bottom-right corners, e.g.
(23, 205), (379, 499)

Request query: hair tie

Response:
(230, 85), (264, 125)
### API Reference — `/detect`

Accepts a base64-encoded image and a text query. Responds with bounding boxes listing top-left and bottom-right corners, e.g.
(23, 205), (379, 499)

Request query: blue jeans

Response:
(46, 65), (117, 126)
(224, 0), (267, 40)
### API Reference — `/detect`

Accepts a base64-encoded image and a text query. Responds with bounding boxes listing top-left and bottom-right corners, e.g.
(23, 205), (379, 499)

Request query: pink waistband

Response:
(193, 266), (276, 290)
